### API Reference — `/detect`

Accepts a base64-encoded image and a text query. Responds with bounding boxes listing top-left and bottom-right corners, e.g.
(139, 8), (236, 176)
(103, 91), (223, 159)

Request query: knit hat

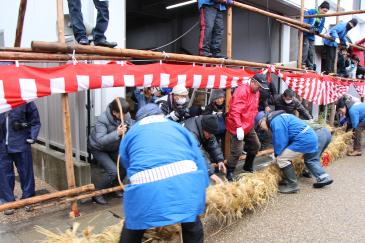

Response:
(210, 89), (225, 102)
(319, 1), (330, 10)
(349, 18), (358, 27)
(201, 115), (220, 134)
(136, 103), (163, 121)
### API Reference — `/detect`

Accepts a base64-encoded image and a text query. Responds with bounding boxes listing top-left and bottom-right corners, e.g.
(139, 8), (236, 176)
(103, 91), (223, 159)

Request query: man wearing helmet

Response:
(155, 84), (192, 123)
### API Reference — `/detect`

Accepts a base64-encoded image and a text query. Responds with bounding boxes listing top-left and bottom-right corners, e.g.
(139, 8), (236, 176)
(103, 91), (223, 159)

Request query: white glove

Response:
(236, 127), (244, 141)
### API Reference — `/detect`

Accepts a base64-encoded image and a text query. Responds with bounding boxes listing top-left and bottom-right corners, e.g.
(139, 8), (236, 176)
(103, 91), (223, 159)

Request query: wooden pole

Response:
(14, 0), (27, 47)
(329, 0), (341, 126)
(56, 0), (79, 217)
(31, 41), (305, 72)
(0, 51), (129, 61)
(297, 0), (304, 69)
(232, 1), (310, 29)
(274, 19), (365, 51)
(0, 184), (94, 212)
(33, 186), (123, 211)
(305, 9), (365, 18)
(224, 6), (233, 158)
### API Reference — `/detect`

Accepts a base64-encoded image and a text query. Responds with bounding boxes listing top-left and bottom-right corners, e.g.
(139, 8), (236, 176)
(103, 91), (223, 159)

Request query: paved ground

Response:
(209, 144), (365, 243)
(0, 144), (364, 242)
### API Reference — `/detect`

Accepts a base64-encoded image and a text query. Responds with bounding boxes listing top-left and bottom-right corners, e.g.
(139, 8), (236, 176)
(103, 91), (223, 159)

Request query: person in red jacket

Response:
(225, 74), (269, 181)
(350, 37), (365, 66)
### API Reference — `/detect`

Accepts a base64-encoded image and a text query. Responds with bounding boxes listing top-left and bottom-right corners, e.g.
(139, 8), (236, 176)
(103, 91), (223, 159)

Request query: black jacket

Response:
(183, 116), (224, 175)
(258, 82), (277, 111)
(274, 95), (312, 120)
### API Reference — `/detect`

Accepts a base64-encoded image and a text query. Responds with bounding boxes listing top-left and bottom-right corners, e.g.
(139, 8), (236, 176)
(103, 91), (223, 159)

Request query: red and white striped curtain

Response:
(0, 62), (364, 113)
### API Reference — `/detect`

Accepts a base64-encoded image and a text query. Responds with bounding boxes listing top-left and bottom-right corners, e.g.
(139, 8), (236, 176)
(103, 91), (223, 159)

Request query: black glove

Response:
(176, 108), (187, 119)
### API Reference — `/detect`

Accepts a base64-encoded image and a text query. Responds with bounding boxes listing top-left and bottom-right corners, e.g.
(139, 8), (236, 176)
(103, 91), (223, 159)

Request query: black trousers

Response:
(67, 0), (109, 42)
(119, 218), (204, 243)
(302, 37), (315, 69)
(324, 45), (337, 74)
(199, 5), (224, 56)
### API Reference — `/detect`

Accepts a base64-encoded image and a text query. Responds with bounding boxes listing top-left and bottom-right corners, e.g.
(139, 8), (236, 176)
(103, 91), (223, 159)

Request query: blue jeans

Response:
(303, 128), (332, 181)
(67, 0), (109, 42)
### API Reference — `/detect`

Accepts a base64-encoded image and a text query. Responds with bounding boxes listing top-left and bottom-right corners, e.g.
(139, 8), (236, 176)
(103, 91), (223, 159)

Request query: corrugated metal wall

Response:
(33, 63), (89, 161)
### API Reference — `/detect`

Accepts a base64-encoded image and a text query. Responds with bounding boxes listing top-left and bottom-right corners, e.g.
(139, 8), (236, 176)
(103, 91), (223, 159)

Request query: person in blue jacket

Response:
(0, 102), (41, 215)
(302, 1), (329, 70)
(336, 95), (365, 156)
(119, 103), (209, 243)
(255, 111), (333, 194)
(198, 0), (232, 58)
(323, 18), (358, 74)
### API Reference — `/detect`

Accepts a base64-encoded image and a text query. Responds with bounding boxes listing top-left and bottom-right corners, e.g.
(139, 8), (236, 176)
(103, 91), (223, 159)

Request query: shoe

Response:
(213, 54), (227, 59)
(114, 191), (123, 198)
(278, 164), (299, 194)
(200, 52), (213, 57)
(4, 209), (15, 215)
(78, 37), (89, 45)
(313, 177), (333, 188)
(24, 205), (33, 212)
(94, 40), (117, 48)
(92, 195), (108, 205)
(347, 150), (362, 156)
(301, 169), (312, 178)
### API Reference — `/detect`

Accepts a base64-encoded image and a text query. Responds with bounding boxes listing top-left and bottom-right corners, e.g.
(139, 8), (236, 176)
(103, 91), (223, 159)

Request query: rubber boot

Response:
(243, 153), (255, 172)
(226, 167), (235, 182)
(278, 164), (299, 194)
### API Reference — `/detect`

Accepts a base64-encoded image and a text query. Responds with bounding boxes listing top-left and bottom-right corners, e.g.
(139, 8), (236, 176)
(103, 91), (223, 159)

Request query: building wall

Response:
(127, 8), (282, 64)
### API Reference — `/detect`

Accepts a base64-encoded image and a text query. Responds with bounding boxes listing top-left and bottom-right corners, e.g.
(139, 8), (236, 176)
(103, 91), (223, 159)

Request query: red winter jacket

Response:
(352, 38), (365, 66)
(226, 84), (260, 135)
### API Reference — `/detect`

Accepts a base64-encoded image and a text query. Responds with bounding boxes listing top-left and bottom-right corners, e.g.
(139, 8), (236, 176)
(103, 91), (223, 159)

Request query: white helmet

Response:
(172, 84), (188, 96)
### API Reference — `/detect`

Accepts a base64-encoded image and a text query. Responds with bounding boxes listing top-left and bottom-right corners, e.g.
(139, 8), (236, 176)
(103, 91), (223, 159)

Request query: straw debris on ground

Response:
(36, 131), (353, 243)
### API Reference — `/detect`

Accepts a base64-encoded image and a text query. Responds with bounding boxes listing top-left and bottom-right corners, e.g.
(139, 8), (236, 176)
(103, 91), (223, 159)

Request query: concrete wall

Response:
(32, 144), (91, 190)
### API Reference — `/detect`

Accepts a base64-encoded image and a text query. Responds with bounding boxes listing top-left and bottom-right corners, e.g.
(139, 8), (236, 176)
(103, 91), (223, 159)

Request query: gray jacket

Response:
(88, 107), (134, 152)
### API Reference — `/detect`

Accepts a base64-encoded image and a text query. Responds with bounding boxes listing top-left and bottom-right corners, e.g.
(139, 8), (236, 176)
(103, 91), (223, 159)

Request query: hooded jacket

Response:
(323, 22), (349, 47)
(269, 113), (318, 157)
(88, 104), (134, 152)
(226, 83), (260, 135)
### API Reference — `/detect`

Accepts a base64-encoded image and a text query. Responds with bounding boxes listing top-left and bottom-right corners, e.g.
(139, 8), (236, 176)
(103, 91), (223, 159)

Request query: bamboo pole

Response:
(56, 0), (79, 217)
(0, 51), (129, 61)
(0, 47), (32, 52)
(31, 41), (305, 72)
(329, 0), (341, 126)
(224, 6), (233, 158)
(33, 186), (124, 211)
(297, 0), (304, 69)
(305, 9), (365, 18)
(274, 19), (365, 51)
(14, 0), (27, 47)
(0, 184), (94, 212)
(232, 1), (310, 29)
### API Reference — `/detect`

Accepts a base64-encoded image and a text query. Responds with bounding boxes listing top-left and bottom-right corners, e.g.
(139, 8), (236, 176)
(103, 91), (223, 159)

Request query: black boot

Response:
(226, 167), (235, 182)
(278, 164), (299, 194)
(243, 153), (255, 172)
